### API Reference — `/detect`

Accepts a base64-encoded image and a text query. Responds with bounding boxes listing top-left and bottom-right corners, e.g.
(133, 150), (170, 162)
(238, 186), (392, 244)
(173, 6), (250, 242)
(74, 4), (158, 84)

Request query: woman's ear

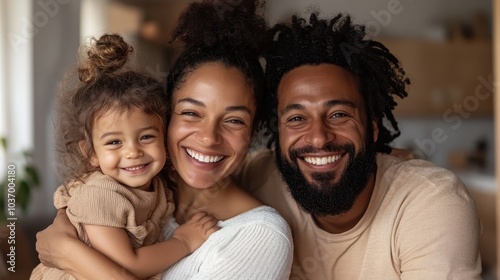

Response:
(79, 141), (98, 167)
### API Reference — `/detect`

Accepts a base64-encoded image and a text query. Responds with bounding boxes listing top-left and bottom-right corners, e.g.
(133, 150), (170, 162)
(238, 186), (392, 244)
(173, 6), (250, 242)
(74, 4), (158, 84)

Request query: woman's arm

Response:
(36, 209), (138, 280)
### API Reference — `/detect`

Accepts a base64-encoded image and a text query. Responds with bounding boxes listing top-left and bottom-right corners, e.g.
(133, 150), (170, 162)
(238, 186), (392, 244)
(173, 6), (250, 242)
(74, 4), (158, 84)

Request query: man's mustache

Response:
(289, 143), (355, 161)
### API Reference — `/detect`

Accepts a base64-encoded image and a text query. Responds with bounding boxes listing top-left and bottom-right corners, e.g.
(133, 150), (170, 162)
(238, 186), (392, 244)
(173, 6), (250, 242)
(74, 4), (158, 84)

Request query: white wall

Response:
(1, 0), (35, 218)
(30, 0), (81, 219)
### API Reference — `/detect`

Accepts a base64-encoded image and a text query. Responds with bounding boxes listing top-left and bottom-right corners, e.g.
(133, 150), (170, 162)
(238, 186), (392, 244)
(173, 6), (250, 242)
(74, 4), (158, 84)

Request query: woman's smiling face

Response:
(167, 62), (256, 189)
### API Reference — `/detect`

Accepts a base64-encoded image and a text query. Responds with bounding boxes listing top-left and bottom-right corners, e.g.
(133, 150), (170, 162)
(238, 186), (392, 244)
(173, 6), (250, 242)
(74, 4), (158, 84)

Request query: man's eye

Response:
(331, 112), (348, 118)
(227, 119), (245, 125)
(288, 116), (304, 122)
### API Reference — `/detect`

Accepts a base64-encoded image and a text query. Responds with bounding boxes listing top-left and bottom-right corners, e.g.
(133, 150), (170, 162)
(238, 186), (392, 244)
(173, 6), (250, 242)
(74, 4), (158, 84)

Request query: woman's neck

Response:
(173, 176), (232, 223)
(171, 173), (263, 224)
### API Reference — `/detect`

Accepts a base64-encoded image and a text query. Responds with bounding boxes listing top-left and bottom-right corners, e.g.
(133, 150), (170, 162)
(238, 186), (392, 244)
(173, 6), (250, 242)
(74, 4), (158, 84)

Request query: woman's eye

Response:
(105, 140), (121, 145)
(180, 111), (199, 117)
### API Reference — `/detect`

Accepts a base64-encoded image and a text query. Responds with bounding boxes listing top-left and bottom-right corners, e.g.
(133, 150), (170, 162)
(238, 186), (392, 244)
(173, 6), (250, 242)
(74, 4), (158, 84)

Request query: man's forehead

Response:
(277, 64), (360, 98)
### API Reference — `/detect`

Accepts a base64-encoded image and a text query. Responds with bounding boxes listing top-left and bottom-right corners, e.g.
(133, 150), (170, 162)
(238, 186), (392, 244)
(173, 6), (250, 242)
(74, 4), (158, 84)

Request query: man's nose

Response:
(304, 121), (334, 149)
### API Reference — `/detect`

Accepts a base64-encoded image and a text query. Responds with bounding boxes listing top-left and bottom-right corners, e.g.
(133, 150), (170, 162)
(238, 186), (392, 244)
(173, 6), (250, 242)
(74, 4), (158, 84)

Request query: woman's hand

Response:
(35, 208), (77, 269)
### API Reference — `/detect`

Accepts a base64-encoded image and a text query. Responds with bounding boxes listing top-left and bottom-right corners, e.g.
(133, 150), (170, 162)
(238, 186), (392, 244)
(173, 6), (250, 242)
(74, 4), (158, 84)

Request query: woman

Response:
(35, 1), (293, 279)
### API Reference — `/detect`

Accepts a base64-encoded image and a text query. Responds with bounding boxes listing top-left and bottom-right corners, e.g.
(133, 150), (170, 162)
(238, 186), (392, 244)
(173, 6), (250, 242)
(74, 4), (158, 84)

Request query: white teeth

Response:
(186, 148), (224, 163)
(304, 154), (342, 166)
(125, 165), (145, 171)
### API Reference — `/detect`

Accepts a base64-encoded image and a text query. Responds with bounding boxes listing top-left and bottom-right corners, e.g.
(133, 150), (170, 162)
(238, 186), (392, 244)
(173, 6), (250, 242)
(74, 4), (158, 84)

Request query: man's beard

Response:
(275, 134), (376, 217)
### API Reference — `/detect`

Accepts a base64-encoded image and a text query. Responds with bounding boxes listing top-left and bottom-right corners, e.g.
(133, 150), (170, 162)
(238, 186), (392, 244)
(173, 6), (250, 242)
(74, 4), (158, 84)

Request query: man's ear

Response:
(79, 141), (98, 167)
(372, 119), (379, 143)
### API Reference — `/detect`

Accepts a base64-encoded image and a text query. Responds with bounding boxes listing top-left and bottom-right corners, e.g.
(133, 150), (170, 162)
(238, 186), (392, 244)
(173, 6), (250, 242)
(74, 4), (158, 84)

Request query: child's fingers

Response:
(193, 215), (218, 229)
(201, 217), (219, 231)
(188, 211), (209, 222)
(206, 226), (220, 236)
(189, 212), (219, 233)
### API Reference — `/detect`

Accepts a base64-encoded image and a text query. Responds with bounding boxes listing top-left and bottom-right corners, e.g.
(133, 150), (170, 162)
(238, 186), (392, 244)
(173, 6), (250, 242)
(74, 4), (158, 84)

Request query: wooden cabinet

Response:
(378, 39), (493, 117)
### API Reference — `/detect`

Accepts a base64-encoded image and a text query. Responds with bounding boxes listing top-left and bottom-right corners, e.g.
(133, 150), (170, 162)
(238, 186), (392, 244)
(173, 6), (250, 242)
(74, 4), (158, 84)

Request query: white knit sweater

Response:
(161, 206), (293, 280)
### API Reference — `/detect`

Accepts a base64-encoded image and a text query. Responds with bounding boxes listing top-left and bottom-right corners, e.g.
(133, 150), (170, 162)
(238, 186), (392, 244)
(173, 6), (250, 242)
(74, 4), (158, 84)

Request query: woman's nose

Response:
(196, 121), (222, 145)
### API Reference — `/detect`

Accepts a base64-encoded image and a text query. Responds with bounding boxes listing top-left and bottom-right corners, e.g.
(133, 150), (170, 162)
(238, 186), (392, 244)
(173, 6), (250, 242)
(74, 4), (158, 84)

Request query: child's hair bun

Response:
(78, 33), (133, 83)
(172, 0), (266, 52)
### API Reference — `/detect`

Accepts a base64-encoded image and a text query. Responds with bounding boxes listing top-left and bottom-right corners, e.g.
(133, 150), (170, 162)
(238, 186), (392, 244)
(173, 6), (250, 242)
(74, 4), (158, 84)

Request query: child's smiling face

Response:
(90, 108), (167, 191)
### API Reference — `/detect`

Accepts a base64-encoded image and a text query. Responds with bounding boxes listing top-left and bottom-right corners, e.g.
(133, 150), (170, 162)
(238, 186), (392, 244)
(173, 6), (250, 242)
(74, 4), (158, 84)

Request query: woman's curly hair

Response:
(56, 33), (167, 183)
(261, 13), (410, 152)
(166, 0), (267, 133)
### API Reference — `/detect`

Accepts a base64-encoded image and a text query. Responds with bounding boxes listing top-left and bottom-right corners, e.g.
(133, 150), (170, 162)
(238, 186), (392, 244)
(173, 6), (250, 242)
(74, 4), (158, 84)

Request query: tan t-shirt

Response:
(30, 171), (174, 280)
(235, 150), (481, 280)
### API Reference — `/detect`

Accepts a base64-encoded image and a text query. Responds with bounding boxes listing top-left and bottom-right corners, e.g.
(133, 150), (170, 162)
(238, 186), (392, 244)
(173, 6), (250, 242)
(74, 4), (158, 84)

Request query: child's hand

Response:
(172, 212), (219, 253)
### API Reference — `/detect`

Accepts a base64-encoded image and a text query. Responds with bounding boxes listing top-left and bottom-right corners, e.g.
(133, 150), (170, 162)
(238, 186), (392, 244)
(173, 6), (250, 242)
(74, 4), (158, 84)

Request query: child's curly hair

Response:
(56, 34), (168, 183)
(262, 13), (410, 152)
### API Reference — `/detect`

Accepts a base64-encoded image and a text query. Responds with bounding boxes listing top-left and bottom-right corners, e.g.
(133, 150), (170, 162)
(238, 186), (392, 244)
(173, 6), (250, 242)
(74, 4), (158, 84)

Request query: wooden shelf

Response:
(378, 38), (493, 118)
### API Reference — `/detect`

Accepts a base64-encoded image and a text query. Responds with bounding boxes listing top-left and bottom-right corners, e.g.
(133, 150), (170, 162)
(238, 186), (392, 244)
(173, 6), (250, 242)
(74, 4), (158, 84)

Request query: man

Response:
(236, 13), (481, 279)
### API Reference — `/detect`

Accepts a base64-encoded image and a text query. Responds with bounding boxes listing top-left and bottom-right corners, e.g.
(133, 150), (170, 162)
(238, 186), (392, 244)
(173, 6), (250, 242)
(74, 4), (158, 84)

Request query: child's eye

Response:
(141, 135), (156, 140)
(105, 140), (121, 145)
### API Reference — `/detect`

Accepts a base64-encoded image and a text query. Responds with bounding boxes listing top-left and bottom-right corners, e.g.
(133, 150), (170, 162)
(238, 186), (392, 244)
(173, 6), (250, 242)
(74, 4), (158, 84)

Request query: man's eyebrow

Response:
(281, 99), (356, 115)
(324, 99), (356, 108)
(281, 104), (305, 115)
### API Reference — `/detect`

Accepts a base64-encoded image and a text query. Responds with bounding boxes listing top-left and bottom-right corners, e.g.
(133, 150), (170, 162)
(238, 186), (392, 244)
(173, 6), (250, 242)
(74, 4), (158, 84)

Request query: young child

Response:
(30, 33), (219, 280)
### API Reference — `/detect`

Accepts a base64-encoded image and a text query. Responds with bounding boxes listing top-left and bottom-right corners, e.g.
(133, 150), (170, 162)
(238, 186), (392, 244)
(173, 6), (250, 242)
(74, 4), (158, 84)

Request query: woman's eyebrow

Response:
(176, 97), (205, 107)
(226, 105), (251, 115)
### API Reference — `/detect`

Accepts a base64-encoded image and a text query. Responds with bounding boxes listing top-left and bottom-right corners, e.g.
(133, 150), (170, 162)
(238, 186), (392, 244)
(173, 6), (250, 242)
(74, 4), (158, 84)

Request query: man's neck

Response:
(313, 173), (376, 234)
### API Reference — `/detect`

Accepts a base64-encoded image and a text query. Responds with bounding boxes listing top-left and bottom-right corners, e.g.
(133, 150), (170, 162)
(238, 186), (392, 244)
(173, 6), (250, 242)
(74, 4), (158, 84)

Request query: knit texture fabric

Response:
(161, 205), (293, 280)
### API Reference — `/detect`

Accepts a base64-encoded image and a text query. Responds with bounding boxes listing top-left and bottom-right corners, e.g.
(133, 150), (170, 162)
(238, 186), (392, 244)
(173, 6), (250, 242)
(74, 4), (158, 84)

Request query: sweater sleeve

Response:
(192, 222), (293, 280)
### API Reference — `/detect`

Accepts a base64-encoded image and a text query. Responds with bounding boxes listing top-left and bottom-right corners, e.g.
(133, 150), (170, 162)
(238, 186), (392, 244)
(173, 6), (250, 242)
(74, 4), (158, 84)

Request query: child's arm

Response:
(84, 212), (219, 279)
